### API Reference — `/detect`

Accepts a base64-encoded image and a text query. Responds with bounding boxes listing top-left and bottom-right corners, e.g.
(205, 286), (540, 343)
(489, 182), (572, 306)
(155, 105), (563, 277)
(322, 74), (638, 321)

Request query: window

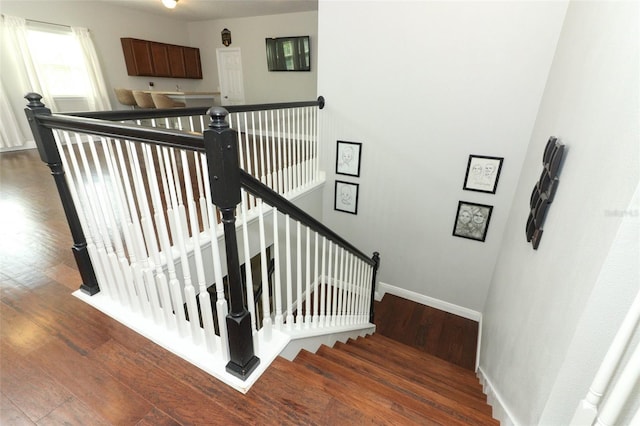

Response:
(26, 26), (91, 98)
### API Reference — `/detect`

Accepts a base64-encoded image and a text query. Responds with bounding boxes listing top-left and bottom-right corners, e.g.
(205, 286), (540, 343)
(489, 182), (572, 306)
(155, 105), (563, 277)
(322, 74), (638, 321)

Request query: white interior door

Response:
(216, 48), (245, 106)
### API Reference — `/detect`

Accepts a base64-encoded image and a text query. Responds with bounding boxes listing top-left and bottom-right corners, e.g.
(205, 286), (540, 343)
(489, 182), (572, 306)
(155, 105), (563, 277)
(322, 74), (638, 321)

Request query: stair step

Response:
(354, 334), (484, 393)
(261, 357), (387, 425)
(332, 339), (490, 412)
(296, 349), (485, 425)
(316, 343), (495, 420)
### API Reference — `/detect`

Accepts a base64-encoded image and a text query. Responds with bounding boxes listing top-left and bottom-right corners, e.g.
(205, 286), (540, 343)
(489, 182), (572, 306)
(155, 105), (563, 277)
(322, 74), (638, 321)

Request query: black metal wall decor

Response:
(221, 28), (232, 46)
(526, 136), (565, 249)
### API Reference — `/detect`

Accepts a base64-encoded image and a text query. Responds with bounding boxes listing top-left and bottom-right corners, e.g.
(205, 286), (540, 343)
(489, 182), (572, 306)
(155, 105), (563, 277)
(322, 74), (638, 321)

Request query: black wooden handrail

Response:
(34, 113), (205, 152)
(63, 96), (325, 121)
(239, 170), (375, 267)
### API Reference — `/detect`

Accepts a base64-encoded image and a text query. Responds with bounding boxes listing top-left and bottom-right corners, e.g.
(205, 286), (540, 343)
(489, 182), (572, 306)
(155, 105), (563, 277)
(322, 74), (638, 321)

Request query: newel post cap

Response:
(207, 106), (230, 130)
(25, 92), (45, 108)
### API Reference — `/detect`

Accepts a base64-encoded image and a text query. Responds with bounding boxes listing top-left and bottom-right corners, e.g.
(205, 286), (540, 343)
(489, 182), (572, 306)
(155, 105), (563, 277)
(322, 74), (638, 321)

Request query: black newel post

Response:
(203, 106), (260, 380)
(24, 93), (99, 295)
(369, 252), (381, 323)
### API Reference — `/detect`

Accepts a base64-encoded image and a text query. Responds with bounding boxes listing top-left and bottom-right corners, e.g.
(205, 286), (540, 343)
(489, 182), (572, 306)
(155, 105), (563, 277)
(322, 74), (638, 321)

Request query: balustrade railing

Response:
(25, 93), (379, 386)
(570, 287), (640, 426)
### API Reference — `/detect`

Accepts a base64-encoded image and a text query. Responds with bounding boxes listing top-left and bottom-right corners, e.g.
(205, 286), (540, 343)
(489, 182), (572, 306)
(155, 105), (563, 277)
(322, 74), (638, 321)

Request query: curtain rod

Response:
(26, 18), (72, 29)
(1, 14), (72, 29)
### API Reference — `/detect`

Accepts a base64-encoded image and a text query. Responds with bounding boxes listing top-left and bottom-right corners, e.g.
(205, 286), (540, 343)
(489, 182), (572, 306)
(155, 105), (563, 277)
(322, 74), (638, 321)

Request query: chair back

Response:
(132, 91), (156, 109)
(114, 88), (136, 107)
(151, 93), (186, 109)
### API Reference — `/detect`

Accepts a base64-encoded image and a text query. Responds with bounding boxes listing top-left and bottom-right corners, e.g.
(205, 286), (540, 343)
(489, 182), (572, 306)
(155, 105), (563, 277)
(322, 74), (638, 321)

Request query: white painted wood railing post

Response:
(594, 341), (640, 426)
(571, 288), (640, 425)
(273, 208), (283, 329)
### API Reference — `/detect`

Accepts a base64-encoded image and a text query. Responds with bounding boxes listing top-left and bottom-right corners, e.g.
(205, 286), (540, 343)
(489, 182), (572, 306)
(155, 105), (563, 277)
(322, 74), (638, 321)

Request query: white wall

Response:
(480, 1), (639, 424)
(316, 0), (567, 312)
(187, 11), (318, 104)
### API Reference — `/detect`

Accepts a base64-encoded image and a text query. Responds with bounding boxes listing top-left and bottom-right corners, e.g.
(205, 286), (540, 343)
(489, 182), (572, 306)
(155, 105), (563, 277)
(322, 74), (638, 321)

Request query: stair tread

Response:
(296, 349), (491, 426)
(333, 339), (488, 407)
(318, 343), (494, 418)
(261, 357), (391, 425)
(355, 334), (484, 391)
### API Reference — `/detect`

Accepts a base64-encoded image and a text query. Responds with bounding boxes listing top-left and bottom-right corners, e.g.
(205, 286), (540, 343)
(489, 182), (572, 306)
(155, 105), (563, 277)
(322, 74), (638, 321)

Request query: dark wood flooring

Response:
(0, 149), (485, 425)
(374, 295), (478, 370)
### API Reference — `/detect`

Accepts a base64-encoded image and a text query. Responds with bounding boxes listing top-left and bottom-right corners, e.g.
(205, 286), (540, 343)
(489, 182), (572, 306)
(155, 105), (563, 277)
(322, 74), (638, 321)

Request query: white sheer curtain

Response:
(1, 14), (57, 110)
(71, 27), (111, 111)
(0, 79), (25, 149)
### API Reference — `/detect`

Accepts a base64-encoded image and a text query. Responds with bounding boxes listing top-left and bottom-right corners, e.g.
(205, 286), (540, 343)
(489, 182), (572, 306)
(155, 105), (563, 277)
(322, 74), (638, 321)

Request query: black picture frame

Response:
(452, 201), (494, 242)
(463, 155), (504, 194)
(335, 140), (362, 177)
(334, 180), (359, 215)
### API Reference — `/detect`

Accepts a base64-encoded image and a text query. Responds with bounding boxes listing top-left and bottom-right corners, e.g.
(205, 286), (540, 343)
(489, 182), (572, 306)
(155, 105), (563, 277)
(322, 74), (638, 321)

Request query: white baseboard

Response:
(375, 281), (482, 322)
(477, 366), (518, 426)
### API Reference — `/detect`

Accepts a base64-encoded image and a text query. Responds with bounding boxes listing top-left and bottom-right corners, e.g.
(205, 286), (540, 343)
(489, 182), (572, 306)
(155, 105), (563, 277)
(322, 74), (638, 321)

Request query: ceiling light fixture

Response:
(162, 0), (178, 9)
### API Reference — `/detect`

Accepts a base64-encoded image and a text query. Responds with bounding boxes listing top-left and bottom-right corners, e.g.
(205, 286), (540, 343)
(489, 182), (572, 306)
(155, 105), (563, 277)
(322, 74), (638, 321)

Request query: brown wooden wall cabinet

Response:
(121, 38), (202, 79)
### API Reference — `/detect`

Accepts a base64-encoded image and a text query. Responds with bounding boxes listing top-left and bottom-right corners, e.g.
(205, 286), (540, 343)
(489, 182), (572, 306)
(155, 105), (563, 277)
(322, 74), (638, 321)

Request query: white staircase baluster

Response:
(319, 236), (327, 327)
(127, 141), (164, 324)
(312, 231), (319, 328)
(273, 208), (283, 329)
(258, 200), (272, 340)
(595, 341), (640, 426)
(162, 146), (199, 342)
(251, 111), (260, 186)
(194, 150), (209, 232)
(55, 132), (111, 300)
(285, 214), (294, 329)
(114, 139), (148, 314)
(571, 287), (640, 425)
(345, 253), (354, 325)
(296, 221), (303, 329)
(87, 136), (132, 309)
(181, 148), (216, 353)
(240, 187), (258, 343)
(200, 153), (229, 361)
(276, 110), (283, 195)
(156, 146), (188, 337)
(102, 139), (139, 312)
(73, 135), (121, 302)
(304, 226), (311, 327)
(140, 143), (176, 331)
(331, 243), (339, 326)
(293, 108), (299, 192)
(169, 150), (190, 242)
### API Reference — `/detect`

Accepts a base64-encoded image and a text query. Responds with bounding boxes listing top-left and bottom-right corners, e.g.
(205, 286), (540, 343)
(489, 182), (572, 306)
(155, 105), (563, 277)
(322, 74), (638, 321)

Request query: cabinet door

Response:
(150, 42), (171, 77)
(121, 38), (154, 76)
(167, 45), (186, 78)
(183, 47), (202, 79)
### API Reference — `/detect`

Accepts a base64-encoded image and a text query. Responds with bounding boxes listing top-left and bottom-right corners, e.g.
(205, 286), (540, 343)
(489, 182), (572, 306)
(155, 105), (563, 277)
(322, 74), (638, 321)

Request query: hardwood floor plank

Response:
(356, 335), (484, 393)
(0, 298), (54, 355)
(1, 392), (36, 426)
(135, 339), (275, 422)
(135, 407), (182, 426)
(0, 342), (72, 422)
(36, 397), (111, 426)
(296, 350), (456, 425)
(316, 345), (496, 424)
(269, 357), (412, 426)
(332, 340), (492, 414)
(25, 339), (152, 425)
(374, 294), (478, 370)
(91, 339), (252, 425)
